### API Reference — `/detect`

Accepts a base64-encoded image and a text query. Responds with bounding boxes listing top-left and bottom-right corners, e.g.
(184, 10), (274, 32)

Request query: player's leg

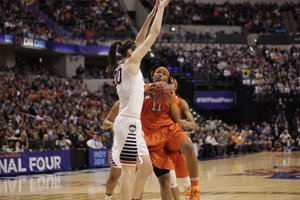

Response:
(174, 153), (191, 199)
(132, 154), (152, 199)
(167, 125), (200, 200)
(154, 167), (172, 200)
(105, 166), (121, 199)
(170, 169), (181, 200)
(113, 116), (142, 200)
(181, 176), (191, 200)
(179, 140), (200, 200)
(132, 128), (153, 199)
(120, 165), (136, 200)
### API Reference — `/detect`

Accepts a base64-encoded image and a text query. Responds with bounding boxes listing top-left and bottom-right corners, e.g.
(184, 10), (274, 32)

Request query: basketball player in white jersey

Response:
(105, 0), (170, 199)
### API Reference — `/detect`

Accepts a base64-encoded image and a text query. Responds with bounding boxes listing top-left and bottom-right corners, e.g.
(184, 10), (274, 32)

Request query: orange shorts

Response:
(144, 123), (190, 170)
(169, 152), (189, 178)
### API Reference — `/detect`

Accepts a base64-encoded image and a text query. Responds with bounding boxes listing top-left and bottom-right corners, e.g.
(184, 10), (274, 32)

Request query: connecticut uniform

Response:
(112, 63), (149, 168)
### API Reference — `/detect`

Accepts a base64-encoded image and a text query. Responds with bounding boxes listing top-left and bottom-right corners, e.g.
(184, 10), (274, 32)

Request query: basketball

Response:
(152, 81), (173, 104)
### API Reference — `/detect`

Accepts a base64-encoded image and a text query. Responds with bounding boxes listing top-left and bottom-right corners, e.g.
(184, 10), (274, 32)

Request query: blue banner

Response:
(88, 148), (111, 168)
(0, 33), (110, 55)
(194, 91), (236, 109)
(0, 150), (71, 175)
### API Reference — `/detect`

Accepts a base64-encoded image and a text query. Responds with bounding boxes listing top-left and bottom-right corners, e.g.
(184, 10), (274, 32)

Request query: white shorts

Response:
(112, 114), (149, 168)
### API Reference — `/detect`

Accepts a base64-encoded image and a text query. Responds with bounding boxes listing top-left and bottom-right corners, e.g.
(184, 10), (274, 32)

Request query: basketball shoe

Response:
(189, 185), (200, 200)
(105, 195), (112, 200)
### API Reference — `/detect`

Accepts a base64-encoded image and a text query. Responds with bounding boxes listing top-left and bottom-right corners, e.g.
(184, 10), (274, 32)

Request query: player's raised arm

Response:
(126, 0), (170, 75)
(135, 0), (160, 45)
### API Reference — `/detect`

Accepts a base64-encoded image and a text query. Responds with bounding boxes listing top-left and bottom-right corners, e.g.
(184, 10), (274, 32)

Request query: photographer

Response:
(55, 132), (72, 150)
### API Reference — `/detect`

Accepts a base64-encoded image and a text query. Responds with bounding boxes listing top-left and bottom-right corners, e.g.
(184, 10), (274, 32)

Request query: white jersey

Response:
(114, 63), (144, 118)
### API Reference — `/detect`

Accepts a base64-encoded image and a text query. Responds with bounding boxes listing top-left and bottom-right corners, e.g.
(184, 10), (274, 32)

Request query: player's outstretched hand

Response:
(148, 0), (160, 18)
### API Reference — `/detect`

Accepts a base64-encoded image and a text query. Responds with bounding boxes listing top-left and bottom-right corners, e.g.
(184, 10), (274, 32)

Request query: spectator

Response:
(49, 126), (58, 141)
(76, 65), (85, 80)
(86, 126), (96, 140)
(40, 134), (54, 150)
(0, 125), (8, 151)
(247, 130), (259, 152)
(86, 134), (103, 149)
(36, 109), (45, 125)
(28, 131), (40, 151)
(271, 139), (283, 152)
(74, 135), (88, 149)
(254, 83), (264, 101)
(205, 131), (221, 156)
(15, 131), (29, 152)
(283, 136), (295, 152)
(55, 132), (72, 150)
(214, 130), (227, 156)
(231, 131), (244, 154)
(69, 127), (79, 145)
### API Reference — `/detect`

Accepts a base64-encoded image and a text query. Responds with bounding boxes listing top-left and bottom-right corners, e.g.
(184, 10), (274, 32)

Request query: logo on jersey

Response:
(129, 124), (136, 133)
(226, 166), (300, 179)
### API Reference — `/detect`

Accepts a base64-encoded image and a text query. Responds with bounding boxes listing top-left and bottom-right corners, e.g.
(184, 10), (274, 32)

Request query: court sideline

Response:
(1, 152), (299, 200)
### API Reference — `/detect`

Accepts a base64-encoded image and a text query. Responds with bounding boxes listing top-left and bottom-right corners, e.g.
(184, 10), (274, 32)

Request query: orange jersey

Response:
(142, 84), (190, 170)
(141, 84), (174, 132)
(141, 98), (174, 132)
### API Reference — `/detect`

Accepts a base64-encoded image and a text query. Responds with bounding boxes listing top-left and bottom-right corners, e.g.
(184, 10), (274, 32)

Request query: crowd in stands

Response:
(1, 0), (300, 158)
(0, 0), (133, 44)
(154, 42), (300, 102)
(0, 58), (65, 77)
(0, 70), (300, 157)
(290, 2), (300, 32)
(1, 0), (298, 46)
(0, 73), (117, 153)
(38, 0), (133, 40)
(141, 0), (291, 35)
(189, 116), (300, 158)
(0, 0), (57, 41)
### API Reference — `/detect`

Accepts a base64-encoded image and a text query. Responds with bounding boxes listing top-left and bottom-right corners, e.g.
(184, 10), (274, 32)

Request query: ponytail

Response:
(106, 40), (137, 74)
(106, 40), (122, 73)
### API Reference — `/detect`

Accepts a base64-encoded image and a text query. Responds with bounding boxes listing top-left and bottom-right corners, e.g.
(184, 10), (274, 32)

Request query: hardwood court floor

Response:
(1, 152), (300, 200)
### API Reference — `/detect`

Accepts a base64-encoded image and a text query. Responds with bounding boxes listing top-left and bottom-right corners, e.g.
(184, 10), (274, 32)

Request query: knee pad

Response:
(181, 176), (191, 189)
(169, 170), (178, 188)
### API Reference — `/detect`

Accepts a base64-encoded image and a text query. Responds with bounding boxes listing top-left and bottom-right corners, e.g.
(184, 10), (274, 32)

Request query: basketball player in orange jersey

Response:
(142, 63), (200, 200)
(105, 0), (170, 199)
(169, 78), (197, 200)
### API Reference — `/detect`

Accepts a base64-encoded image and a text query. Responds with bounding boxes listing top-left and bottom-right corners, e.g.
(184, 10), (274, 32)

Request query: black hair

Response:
(149, 59), (174, 84)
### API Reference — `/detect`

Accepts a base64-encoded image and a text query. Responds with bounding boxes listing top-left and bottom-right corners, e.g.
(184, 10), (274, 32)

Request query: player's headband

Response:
(151, 67), (170, 78)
